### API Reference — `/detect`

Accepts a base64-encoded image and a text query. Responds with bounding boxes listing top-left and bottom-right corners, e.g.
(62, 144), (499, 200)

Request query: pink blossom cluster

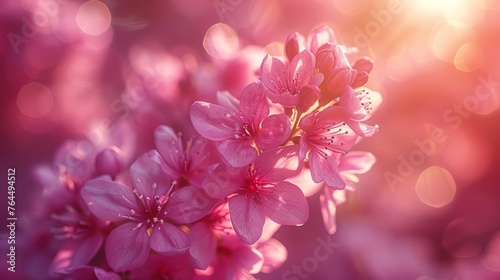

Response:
(32, 25), (381, 279)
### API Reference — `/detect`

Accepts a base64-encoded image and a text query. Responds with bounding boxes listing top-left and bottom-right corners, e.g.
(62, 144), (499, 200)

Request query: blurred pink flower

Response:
(49, 201), (108, 274)
(81, 154), (212, 271)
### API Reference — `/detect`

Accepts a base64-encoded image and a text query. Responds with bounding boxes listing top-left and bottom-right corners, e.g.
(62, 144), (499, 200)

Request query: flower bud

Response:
(308, 25), (337, 54)
(284, 32), (306, 61)
(315, 43), (337, 75)
(324, 68), (357, 99)
(352, 57), (374, 74)
(95, 147), (124, 178)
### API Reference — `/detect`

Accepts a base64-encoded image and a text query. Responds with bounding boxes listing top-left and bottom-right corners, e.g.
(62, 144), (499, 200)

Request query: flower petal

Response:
(105, 223), (150, 272)
(284, 32), (306, 61)
(188, 222), (217, 269)
(339, 87), (368, 120)
(256, 114), (291, 151)
(297, 85), (320, 113)
(261, 181), (309, 225)
(338, 151), (376, 174)
(50, 233), (103, 273)
(257, 145), (302, 182)
(345, 120), (379, 137)
(190, 101), (235, 141)
(150, 222), (190, 256)
(229, 195), (265, 244)
(130, 152), (172, 200)
(352, 57), (374, 73)
(216, 90), (240, 113)
(166, 186), (218, 224)
(154, 125), (183, 178)
(308, 25), (337, 54)
(33, 164), (73, 209)
(202, 163), (243, 199)
(289, 50), (315, 87)
(239, 82), (269, 125)
(309, 151), (346, 189)
(217, 139), (257, 167)
(339, 87), (383, 122)
(81, 177), (138, 222)
(320, 187), (337, 235)
(299, 134), (309, 160)
(94, 267), (121, 280)
(260, 55), (295, 106)
(234, 246), (264, 274)
(256, 238), (287, 273)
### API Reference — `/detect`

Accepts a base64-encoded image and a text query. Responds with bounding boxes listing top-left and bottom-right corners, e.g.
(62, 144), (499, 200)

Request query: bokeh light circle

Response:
(415, 166), (456, 208)
(17, 82), (53, 118)
(454, 43), (483, 72)
(76, 1), (111, 36)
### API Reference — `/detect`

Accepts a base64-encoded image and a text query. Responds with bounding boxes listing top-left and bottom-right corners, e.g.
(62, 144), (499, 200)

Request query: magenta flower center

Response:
(118, 179), (177, 232)
(220, 110), (255, 140)
(168, 134), (209, 178)
(238, 169), (276, 203)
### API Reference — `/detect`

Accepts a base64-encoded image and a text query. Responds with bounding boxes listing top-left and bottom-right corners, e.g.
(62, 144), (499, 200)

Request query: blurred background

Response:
(1, 0), (500, 279)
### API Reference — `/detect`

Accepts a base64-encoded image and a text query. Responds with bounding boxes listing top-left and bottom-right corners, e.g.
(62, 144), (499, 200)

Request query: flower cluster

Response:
(32, 25), (381, 279)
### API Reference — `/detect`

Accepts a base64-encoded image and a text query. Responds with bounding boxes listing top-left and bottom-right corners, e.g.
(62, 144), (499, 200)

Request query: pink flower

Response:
(81, 153), (213, 272)
(53, 140), (96, 184)
(338, 87), (381, 137)
(259, 50), (322, 108)
(299, 107), (358, 189)
(32, 141), (114, 275)
(202, 146), (309, 244)
(49, 201), (108, 274)
(190, 83), (291, 167)
(339, 87), (383, 122)
(320, 151), (376, 234)
(153, 125), (214, 186)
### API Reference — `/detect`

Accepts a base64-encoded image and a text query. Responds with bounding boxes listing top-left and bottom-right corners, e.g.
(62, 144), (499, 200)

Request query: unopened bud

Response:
(308, 25), (337, 54)
(284, 32), (306, 61)
(95, 147), (124, 178)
